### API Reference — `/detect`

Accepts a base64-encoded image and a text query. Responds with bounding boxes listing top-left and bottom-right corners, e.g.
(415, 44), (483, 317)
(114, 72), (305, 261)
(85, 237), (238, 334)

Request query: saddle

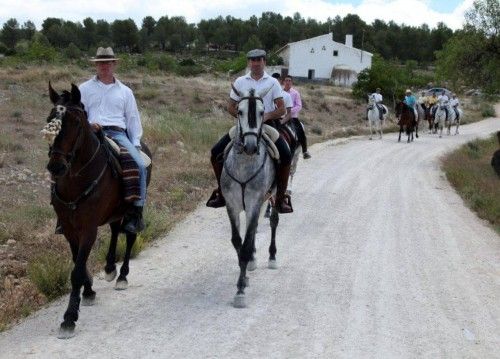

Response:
(104, 136), (152, 168)
(226, 124), (280, 160)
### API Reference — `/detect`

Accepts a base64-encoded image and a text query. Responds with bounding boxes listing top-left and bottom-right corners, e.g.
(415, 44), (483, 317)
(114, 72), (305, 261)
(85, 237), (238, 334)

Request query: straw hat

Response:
(90, 47), (119, 62)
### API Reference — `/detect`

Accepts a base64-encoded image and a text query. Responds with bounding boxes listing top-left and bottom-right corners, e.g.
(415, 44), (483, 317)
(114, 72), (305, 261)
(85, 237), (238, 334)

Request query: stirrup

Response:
(276, 194), (293, 214)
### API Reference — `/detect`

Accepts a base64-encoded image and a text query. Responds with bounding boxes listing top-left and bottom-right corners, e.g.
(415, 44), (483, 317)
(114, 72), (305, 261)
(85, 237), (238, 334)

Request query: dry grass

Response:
(442, 134), (500, 233)
(0, 63), (489, 331)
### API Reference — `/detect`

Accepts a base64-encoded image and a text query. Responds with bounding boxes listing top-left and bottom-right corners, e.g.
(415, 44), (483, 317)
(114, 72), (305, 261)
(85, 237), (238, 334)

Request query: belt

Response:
(102, 126), (125, 132)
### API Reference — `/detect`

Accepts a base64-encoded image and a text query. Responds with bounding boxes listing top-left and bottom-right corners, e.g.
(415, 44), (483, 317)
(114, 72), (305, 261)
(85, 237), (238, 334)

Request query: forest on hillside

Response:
(0, 0), (498, 94)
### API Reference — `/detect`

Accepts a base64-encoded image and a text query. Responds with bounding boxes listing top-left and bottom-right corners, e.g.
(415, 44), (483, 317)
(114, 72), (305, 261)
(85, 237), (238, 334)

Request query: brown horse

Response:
(46, 83), (152, 338)
(395, 101), (417, 143)
(422, 103), (436, 133)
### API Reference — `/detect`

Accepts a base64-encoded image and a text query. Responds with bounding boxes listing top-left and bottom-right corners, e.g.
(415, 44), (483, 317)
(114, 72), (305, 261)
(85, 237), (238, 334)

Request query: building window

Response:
(310, 48), (315, 53)
(333, 50), (338, 56)
(322, 45), (326, 50)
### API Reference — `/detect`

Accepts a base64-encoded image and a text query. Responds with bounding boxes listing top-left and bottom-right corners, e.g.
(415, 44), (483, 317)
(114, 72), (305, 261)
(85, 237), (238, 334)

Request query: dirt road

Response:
(1, 117), (499, 358)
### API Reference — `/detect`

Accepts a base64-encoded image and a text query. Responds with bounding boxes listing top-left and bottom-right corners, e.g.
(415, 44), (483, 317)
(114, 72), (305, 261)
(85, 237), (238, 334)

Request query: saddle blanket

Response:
(227, 124), (280, 160)
(105, 137), (151, 203)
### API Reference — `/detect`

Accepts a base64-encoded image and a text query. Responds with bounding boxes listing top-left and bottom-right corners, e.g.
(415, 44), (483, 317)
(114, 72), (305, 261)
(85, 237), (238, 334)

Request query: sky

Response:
(0, 0), (474, 30)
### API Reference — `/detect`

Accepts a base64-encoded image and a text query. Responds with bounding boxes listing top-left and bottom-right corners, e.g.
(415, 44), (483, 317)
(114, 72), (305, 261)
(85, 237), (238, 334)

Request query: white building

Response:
(275, 33), (372, 86)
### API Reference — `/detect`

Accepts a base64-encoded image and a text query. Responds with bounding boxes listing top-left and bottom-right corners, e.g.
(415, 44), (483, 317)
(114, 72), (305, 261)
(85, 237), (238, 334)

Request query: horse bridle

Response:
(48, 104), (100, 176)
(236, 95), (265, 153)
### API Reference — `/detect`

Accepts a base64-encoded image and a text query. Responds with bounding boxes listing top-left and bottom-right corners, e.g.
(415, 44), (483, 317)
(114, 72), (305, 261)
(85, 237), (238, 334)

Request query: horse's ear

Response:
(70, 83), (81, 104)
(48, 81), (60, 104)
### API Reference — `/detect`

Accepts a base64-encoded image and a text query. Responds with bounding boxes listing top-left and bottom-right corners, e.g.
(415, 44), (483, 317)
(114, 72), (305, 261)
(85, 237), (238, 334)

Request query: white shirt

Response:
(450, 98), (460, 107)
(275, 89), (293, 122)
(371, 93), (383, 103)
(230, 72), (283, 113)
(437, 94), (449, 105)
(79, 76), (143, 146)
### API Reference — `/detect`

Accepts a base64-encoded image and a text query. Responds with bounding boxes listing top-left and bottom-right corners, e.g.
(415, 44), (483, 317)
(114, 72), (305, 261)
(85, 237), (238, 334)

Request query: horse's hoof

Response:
(268, 259), (278, 269)
(247, 259), (257, 271)
(115, 279), (128, 290)
(57, 322), (75, 339)
(81, 292), (96, 306)
(369, 137), (372, 140)
(233, 294), (246, 308)
(105, 269), (117, 282)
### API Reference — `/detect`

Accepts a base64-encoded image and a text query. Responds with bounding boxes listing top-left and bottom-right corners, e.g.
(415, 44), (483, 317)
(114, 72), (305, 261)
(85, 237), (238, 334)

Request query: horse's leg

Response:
(415, 121), (419, 138)
(369, 119), (373, 140)
(234, 207), (259, 308)
(115, 232), (136, 290)
(65, 234), (95, 307)
(104, 221), (120, 282)
(398, 128), (402, 142)
(268, 207), (279, 269)
(264, 202), (271, 218)
(59, 228), (97, 339)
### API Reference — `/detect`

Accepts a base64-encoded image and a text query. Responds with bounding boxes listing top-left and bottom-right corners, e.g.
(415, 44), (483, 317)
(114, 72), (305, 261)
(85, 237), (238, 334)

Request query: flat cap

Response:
(246, 49), (266, 59)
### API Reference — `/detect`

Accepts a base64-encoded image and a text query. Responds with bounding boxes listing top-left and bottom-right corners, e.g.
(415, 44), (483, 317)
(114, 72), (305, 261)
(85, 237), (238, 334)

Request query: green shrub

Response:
(480, 103), (495, 118)
(27, 254), (72, 300)
(64, 42), (81, 60)
(175, 65), (203, 77)
(157, 53), (177, 72)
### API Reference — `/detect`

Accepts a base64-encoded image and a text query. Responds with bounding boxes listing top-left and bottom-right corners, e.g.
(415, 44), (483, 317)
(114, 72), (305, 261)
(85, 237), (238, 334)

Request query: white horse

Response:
(434, 103), (448, 138)
(221, 87), (282, 308)
(367, 94), (387, 140)
(446, 106), (462, 135)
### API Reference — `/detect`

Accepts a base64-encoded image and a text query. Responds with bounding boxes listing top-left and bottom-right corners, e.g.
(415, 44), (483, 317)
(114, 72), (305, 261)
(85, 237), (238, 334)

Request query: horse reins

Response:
(50, 105), (109, 210)
(224, 153), (268, 211)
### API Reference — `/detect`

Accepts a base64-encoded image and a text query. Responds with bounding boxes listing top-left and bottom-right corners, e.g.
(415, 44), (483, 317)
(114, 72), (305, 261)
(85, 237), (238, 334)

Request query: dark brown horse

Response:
(46, 83), (152, 338)
(395, 101), (417, 143)
(422, 103), (436, 133)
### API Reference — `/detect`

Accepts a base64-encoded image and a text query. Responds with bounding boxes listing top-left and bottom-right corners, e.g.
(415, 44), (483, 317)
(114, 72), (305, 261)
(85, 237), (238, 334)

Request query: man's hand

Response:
(90, 123), (102, 132)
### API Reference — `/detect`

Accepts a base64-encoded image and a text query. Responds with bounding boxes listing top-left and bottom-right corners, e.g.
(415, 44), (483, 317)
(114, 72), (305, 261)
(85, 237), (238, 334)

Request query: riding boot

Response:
(275, 164), (293, 213)
(122, 205), (145, 234)
(55, 219), (63, 234)
(206, 156), (225, 208)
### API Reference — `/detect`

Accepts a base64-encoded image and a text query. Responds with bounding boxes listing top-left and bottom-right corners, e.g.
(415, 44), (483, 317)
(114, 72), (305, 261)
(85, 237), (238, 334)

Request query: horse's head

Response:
(234, 86), (269, 155)
(367, 94), (375, 109)
(45, 82), (88, 177)
(395, 101), (403, 117)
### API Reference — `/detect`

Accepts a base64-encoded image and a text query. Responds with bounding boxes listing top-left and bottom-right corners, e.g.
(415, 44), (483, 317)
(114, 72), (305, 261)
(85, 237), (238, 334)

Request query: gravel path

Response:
(1, 116), (499, 359)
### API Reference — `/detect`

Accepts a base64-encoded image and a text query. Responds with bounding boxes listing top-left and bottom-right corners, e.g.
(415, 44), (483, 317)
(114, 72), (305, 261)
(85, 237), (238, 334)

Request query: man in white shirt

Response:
(206, 49), (293, 213)
(367, 87), (384, 121)
(271, 72), (292, 124)
(436, 90), (450, 120)
(79, 47), (146, 234)
(450, 93), (460, 121)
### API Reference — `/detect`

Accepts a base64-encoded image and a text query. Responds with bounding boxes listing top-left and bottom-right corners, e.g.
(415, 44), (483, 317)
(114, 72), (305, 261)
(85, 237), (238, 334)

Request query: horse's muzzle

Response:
(242, 134), (259, 155)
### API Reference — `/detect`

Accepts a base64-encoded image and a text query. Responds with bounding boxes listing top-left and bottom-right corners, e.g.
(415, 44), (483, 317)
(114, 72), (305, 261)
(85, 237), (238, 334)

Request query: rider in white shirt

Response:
(271, 73), (292, 124)
(436, 90), (449, 120)
(368, 87), (384, 121)
(450, 93), (460, 121)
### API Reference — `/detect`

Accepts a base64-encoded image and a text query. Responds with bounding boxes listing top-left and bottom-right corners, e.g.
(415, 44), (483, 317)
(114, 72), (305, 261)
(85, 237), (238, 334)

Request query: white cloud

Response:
(0, 0), (474, 30)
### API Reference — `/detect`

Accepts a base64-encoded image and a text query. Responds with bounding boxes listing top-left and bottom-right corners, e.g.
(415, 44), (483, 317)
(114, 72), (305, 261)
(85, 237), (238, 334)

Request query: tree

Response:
(436, 0), (500, 93)
(1, 18), (20, 49)
(465, 0), (500, 37)
(111, 19), (139, 52)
